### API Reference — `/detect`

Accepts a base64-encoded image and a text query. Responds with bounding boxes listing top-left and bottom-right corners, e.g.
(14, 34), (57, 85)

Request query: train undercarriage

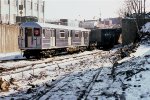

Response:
(23, 46), (88, 59)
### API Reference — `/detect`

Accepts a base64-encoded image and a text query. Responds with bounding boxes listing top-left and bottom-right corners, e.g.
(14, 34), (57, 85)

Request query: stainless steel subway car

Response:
(18, 22), (90, 58)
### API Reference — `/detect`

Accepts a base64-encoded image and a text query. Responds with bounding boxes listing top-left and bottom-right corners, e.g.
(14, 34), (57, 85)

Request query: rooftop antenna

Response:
(99, 9), (102, 21)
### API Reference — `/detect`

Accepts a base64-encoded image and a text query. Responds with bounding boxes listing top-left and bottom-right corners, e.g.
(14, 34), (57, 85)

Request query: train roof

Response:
(20, 22), (90, 31)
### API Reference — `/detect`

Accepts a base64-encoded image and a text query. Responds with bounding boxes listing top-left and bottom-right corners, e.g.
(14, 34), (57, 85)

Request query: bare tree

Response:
(118, 0), (146, 42)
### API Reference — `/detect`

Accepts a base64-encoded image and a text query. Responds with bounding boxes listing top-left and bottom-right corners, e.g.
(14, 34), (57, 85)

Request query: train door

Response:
(68, 30), (72, 45)
(50, 29), (56, 47)
(25, 28), (32, 48)
(33, 28), (41, 48)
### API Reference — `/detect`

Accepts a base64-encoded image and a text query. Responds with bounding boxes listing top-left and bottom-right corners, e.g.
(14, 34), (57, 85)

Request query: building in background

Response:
(60, 19), (79, 27)
(79, 17), (121, 29)
(79, 19), (100, 29)
(46, 19), (79, 27)
(0, 0), (45, 24)
(100, 18), (122, 28)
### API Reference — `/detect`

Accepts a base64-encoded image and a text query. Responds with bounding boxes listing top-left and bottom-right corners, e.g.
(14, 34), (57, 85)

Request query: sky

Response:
(44, 0), (150, 20)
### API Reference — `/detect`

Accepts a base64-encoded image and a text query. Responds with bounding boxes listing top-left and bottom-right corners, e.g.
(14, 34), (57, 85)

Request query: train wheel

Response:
(35, 54), (42, 59)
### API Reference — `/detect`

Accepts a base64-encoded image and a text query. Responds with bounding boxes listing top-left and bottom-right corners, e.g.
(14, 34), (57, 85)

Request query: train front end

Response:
(18, 22), (42, 58)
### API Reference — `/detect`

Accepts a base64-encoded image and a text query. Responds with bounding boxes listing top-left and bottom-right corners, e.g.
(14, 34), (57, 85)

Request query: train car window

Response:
(53, 29), (56, 37)
(34, 28), (40, 36)
(75, 31), (79, 38)
(25, 28), (32, 36)
(60, 30), (65, 38)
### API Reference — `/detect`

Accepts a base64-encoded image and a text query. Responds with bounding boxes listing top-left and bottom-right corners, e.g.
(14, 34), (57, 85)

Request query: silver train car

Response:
(18, 22), (90, 58)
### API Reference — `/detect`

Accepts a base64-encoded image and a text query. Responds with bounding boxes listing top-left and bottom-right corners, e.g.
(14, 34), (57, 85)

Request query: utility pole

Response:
(17, 0), (19, 16)
(140, 0), (142, 14)
(24, 0), (26, 16)
(0, 0), (1, 23)
(43, 1), (45, 23)
(9, 0), (10, 24)
(31, 0), (33, 16)
(19, 0), (23, 23)
(38, 0), (39, 22)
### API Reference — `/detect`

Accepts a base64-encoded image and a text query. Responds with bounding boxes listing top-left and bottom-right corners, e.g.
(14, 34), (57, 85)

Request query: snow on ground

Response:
(0, 50), (112, 99)
(131, 45), (150, 57)
(1, 35), (150, 100)
(0, 50), (100, 69)
(0, 44), (149, 100)
(0, 52), (24, 60)
(141, 22), (150, 33)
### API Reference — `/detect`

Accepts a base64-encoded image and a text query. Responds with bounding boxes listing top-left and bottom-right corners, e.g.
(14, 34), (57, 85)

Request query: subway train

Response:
(18, 22), (90, 58)
(18, 22), (121, 58)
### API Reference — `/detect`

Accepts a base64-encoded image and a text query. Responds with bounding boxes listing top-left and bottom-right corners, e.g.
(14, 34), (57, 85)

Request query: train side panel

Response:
(55, 29), (68, 47)
(42, 27), (51, 49)
(71, 30), (82, 46)
(83, 31), (90, 46)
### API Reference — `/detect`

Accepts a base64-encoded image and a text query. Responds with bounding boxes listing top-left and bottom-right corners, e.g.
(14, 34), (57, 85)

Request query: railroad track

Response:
(1, 54), (98, 100)
(30, 72), (73, 100)
(31, 64), (101, 100)
(0, 53), (65, 64)
(0, 47), (129, 99)
(0, 51), (78, 64)
(0, 58), (27, 63)
(36, 67), (103, 100)
(34, 51), (112, 100)
(77, 67), (103, 100)
(0, 49), (114, 100)
(16, 51), (102, 100)
(33, 55), (110, 100)
(0, 50), (102, 77)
